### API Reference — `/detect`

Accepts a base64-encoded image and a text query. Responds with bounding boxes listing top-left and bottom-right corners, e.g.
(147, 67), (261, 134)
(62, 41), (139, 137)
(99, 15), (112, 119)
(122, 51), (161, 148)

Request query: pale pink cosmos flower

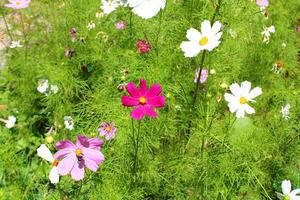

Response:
(256, 0), (269, 8)
(115, 21), (126, 30)
(194, 69), (208, 84)
(5, 0), (31, 9)
(54, 135), (104, 181)
(98, 122), (117, 140)
(121, 79), (165, 120)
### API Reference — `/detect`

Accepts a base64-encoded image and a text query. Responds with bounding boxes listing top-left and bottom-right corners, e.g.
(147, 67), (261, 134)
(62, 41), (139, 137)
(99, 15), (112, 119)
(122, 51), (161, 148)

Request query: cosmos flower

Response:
(262, 25), (275, 44)
(54, 135), (104, 181)
(9, 40), (23, 48)
(180, 20), (223, 57)
(127, 0), (166, 19)
(5, 0), (31, 9)
(50, 85), (59, 94)
(37, 144), (60, 184)
(281, 104), (291, 120)
(276, 180), (300, 200)
(256, 0), (269, 8)
(121, 79), (165, 120)
(64, 116), (74, 130)
(69, 28), (77, 42)
(272, 61), (284, 74)
(224, 81), (262, 118)
(136, 40), (151, 54)
(194, 69), (208, 84)
(87, 21), (96, 31)
(115, 20), (126, 30)
(98, 122), (117, 140)
(37, 79), (49, 94)
(100, 0), (120, 14)
(0, 115), (16, 129)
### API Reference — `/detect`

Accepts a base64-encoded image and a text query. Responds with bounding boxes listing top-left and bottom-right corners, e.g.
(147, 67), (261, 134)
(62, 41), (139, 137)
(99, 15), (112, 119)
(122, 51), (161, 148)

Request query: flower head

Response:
(115, 20), (126, 30)
(276, 180), (300, 200)
(54, 135), (104, 181)
(87, 21), (96, 31)
(100, 0), (120, 14)
(5, 0), (31, 9)
(136, 40), (151, 54)
(9, 40), (23, 48)
(180, 20), (223, 57)
(262, 25), (275, 44)
(64, 116), (74, 130)
(256, 0), (269, 8)
(1, 115), (17, 129)
(224, 81), (262, 118)
(98, 122), (117, 140)
(281, 104), (291, 120)
(127, 0), (166, 19)
(37, 144), (60, 184)
(69, 28), (77, 42)
(37, 79), (49, 94)
(194, 69), (208, 84)
(121, 79), (165, 120)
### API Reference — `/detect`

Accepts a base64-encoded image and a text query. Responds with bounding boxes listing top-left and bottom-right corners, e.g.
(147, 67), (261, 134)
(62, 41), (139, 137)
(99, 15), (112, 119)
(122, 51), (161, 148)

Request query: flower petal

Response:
(244, 104), (255, 114)
(87, 138), (104, 149)
(186, 28), (201, 41)
(84, 157), (99, 172)
(76, 135), (89, 148)
(71, 160), (85, 181)
(147, 96), (165, 107)
(49, 167), (59, 184)
(145, 83), (162, 97)
(144, 106), (158, 118)
(131, 105), (145, 120)
(37, 144), (54, 163)
(291, 189), (300, 196)
(180, 41), (201, 58)
(224, 93), (236, 103)
(236, 107), (245, 118)
(139, 79), (147, 95)
(201, 20), (211, 36)
(248, 87), (262, 100)
(121, 96), (139, 107)
(228, 102), (239, 113)
(125, 82), (140, 98)
(211, 21), (222, 34)
(229, 83), (241, 97)
(57, 154), (76, 176)
(241, 81), (252, 95)
(282, 180), (292, 195)
(82, 148), (105, 164)
(54, 148), (74, 160)
(55, 140), (76, 150)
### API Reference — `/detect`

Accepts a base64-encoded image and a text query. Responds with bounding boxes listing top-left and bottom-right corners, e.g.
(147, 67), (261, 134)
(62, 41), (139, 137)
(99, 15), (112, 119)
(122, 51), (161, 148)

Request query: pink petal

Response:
(84, 157), (99, 172)
(144, 106), (158, 118)
(76, 135), (89, 148)
(147, 96), (165, 107)
(139, 79), (147, 95)
(57, 154), (76, 176)
(131, 105), (146, 120)
(71, 160), (85, 181)
(125, 82), (140, 97)
(54, 148), (74, 159)
(82, 148), (105, 164)
(87, 138), (104, 149)
(145, 83), (162, 97)
(55, 140), (76, 150)
(121, 96), (139, 107)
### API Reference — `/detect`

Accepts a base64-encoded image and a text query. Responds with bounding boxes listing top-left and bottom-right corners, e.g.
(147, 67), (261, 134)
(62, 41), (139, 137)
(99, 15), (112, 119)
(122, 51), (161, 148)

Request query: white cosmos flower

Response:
(127, 0), (166, 19)
(262, 25), (275, 44)
(50, 85), (59, 94)
(276, 180), (300, 200)
(9, 40), (23, 48)
(37, 79), (49, 94)
(87, 21), (96, 31)
(64, 116), (74, 130)
(224, 81), (262, 118)
(100, 0), (120, 14)
(180, 20), (223, 58)
(37, 144), (59, 184)
(1, 115), (17, 129)
(281, 104), (291, 120)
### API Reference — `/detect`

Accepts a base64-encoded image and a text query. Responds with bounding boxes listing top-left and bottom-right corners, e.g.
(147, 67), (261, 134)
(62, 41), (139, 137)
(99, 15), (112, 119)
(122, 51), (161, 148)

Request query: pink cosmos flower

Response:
(115, 21), (126, 30)
(256, 0), (269, 8)
(98, 122), (117, 140)
(194, 69), (208, 84)
(5, 0), (31, 9)
(136, 40), (151, 54)
(54, 135), (104, 181)
(297, 25), (300, 33)
(121, 79), (165, 120)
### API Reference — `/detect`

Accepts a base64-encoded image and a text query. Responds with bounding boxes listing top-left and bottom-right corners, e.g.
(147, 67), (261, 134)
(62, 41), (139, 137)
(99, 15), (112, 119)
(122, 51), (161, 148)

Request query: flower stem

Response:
(1, 12), (13, 41)
(132, 120), (141, 176)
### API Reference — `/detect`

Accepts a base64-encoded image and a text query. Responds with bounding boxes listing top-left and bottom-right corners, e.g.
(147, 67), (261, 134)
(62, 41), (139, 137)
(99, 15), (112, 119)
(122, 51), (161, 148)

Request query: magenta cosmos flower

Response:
(121, 79), (165, 120)
(5, 0), (31, 9)
(136, 40), (151, 54)
(98, 122), (117, 140)
(54, 135), (104, 181)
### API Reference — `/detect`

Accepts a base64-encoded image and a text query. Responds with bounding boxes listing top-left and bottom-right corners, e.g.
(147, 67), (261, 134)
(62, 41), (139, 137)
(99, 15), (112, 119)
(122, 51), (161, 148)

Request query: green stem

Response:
(155, 10), (163, 57)
(1, 12), (13, 41)
(133, 120), (141, 175)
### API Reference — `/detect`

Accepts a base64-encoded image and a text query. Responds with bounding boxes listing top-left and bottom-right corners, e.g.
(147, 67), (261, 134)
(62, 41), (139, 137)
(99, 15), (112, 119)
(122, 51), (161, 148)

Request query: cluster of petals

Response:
(121, 79), (165, 120)
(276, 180), (300, 200)
(5, 0), (30, 9)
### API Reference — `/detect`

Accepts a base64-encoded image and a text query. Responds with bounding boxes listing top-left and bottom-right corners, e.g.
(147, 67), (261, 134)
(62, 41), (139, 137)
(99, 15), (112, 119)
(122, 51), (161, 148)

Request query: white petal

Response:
(236, 107), (245, 118)
(248, 87), (262, 100)
(229, 83), (242, 97)
(186, 28), (201, 41)
(276, 192), (284, 200)
(37, 144), (54, 163)
(180, 41), (201, 58)
(241, 81), (252, 95)
(228, 102), (239, 113)
(291, 189), (300, 196)
(211, 21), (222, 34)
(127, 0), (144, 7)
(282, 180), (292, 195)
(201, 20), (211, 36)
(131, 0), (166, 19)
(224, 93), (236, 103)
(243, 104), (255, 114)
(49, 167), (59, 184)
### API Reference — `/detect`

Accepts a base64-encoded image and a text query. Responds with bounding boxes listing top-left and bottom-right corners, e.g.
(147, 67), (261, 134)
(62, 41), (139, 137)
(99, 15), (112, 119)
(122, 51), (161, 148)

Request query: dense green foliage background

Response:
(0, 0), (299, 199)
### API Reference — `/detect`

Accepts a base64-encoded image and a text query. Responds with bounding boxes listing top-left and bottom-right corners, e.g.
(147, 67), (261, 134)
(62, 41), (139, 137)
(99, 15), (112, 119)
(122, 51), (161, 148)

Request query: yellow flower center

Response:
(16, 1), (21, 5)
(139, 97), (147, 105)
(105, 126), (112, 132)
(199, 36), (208, 46)
(52, 160), (59, 167)
(283, 195), (291, 200)
(239, 97), (247, 104)
(75, 149), (83, 157)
